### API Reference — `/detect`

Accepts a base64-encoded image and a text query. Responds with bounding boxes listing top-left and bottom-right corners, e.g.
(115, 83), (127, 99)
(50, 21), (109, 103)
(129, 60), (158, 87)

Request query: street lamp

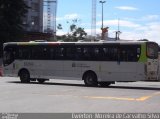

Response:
(99, 0), (106, 40)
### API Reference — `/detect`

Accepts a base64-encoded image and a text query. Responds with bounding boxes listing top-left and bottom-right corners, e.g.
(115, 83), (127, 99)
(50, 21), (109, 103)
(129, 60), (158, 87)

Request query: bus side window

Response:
(50, 48), (55, 60)
(75, 47), (83, 60)
(102, 46), (118, 61)
(120, 49), (126, 61)
(55, 47), (65, 60)
(31, 47), (39, 60)
(3, 47), (15, 65)
(112, 48), (118, 61)
(94, 48), (100, 60)
(137, 47), (141, 59)
(102, 48), (109, 61)
(83, 47), (91, 60)
(120, 45), (140, 62)
(65, 47), (75, 60)
(94, 47), (105, 61)
(17, 46), (30, 60)
(41, 47), (51, 60)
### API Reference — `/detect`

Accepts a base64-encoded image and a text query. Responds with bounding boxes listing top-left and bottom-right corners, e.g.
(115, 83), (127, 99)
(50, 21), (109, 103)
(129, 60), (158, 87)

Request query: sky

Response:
(55, 0), (160, 43)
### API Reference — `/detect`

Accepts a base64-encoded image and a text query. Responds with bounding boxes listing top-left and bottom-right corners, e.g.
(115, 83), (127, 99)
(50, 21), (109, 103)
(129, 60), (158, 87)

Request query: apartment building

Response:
(23, 0), (43, 32)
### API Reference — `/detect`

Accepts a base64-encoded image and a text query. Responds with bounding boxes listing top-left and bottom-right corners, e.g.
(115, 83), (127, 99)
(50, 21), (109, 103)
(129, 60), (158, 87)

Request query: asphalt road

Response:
(0, 77), (160, 113)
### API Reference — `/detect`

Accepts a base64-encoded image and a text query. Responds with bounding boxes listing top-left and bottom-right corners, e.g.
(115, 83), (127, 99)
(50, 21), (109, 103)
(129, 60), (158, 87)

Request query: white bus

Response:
(2, 41), (159, 86)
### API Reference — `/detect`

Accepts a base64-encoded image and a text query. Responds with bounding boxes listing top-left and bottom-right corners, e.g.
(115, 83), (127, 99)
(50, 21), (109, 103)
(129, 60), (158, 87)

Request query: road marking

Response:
(136, 96), (152, 101)
(32, 91), (160, 102)
(84, 92), (160, 102)
(84, 96), (136, 101)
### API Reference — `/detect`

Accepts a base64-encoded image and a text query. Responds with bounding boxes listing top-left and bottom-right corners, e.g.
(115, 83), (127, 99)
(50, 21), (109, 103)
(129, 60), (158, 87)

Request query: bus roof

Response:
(3, 40), (156, 46)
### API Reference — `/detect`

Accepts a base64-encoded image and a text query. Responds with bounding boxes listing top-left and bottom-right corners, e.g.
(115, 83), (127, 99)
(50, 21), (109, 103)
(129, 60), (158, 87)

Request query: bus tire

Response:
(37, 79), (46, 84)
(19, 70), (30, 83)
(99, 82), (111, 87)
(83, 72), (98, 87)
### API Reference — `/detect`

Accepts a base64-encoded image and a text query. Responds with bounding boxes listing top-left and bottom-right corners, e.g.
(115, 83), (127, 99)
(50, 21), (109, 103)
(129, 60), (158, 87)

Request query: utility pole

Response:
(99, 1), (106, 40)
(91, 0), (97, 41)
(115, 19), (121, 40)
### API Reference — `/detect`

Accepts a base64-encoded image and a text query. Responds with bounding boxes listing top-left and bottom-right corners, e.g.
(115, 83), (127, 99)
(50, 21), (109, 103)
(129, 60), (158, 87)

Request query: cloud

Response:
(85, 28), (101, 35)
(64, 14), (80, 20)
(119, 22), (160, 43)
(57, 13), (80, 21)
(119, 31), (143, 40)
(144, 22), (160, 42)
(57, 21), (160, 44)
(57, 30), (67, 36)
(97, 19), (140, 28)
(57, 14), (160, 44)
(123, 15), (160, 24)
(44, 13), (81, 31)
(141, 15), (159, 21)
(96, 18), (160, 43)
(115, 6), (138, 11)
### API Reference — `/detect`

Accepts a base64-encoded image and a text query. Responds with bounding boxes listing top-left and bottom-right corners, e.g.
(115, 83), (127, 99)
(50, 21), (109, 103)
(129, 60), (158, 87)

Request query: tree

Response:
(70, 24), (76, 32)
(57, 18), (87, 42)
(57, 24), (62, 30)
(0, 0), (29, 57)
(74, 27), (87, 40)
(57, 23), (87, 42)
(69, 24), (87, 41)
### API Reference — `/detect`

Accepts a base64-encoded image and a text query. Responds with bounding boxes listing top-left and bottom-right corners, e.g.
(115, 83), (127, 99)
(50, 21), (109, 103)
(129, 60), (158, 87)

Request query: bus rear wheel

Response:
(19, 70), (30, 83)
(83, 72), (98, 87)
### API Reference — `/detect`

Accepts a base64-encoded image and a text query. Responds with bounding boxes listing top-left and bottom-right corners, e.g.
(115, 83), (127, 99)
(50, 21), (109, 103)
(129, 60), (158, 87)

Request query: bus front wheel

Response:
(83, 72), (98, 87)
(19, 70), (30, 83)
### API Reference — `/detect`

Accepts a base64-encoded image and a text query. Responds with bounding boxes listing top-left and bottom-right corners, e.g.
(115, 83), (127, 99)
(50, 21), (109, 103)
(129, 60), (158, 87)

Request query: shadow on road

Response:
(7, 81), (160, 91)
(107, 85), (160, 91)
(8, 81), (86, 87)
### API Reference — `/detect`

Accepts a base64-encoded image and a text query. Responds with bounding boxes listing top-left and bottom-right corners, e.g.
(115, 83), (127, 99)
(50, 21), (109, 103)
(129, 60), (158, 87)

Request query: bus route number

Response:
(24, 62), (34, 67)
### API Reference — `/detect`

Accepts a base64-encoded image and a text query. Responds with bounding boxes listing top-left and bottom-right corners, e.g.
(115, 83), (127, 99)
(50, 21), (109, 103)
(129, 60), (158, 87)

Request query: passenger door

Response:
(117, 45), (140, 81)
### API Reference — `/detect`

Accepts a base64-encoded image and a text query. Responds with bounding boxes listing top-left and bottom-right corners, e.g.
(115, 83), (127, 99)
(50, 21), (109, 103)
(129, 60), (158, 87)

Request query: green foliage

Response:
(57, 23), (87, 42)
(0, 0), (29, 57)
(57, 24), (62, 30)
(70, 24), (76, 32)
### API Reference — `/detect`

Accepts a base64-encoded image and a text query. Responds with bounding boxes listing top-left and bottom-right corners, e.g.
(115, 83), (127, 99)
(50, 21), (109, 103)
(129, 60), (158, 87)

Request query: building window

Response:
(31, 3), (39, 12)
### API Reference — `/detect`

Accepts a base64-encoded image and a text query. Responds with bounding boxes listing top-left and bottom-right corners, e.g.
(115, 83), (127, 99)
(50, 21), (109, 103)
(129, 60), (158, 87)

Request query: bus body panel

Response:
(3, 60), (145, 82)
(3, 62), (17, 77)
(99, 62), (145, 81)
(147, 59), (159, 80)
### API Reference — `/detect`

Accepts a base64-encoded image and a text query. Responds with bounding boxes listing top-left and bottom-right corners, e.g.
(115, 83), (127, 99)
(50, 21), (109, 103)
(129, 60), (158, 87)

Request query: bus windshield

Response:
(147, 42), (159, 59)
(3, 46), (15, 66)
